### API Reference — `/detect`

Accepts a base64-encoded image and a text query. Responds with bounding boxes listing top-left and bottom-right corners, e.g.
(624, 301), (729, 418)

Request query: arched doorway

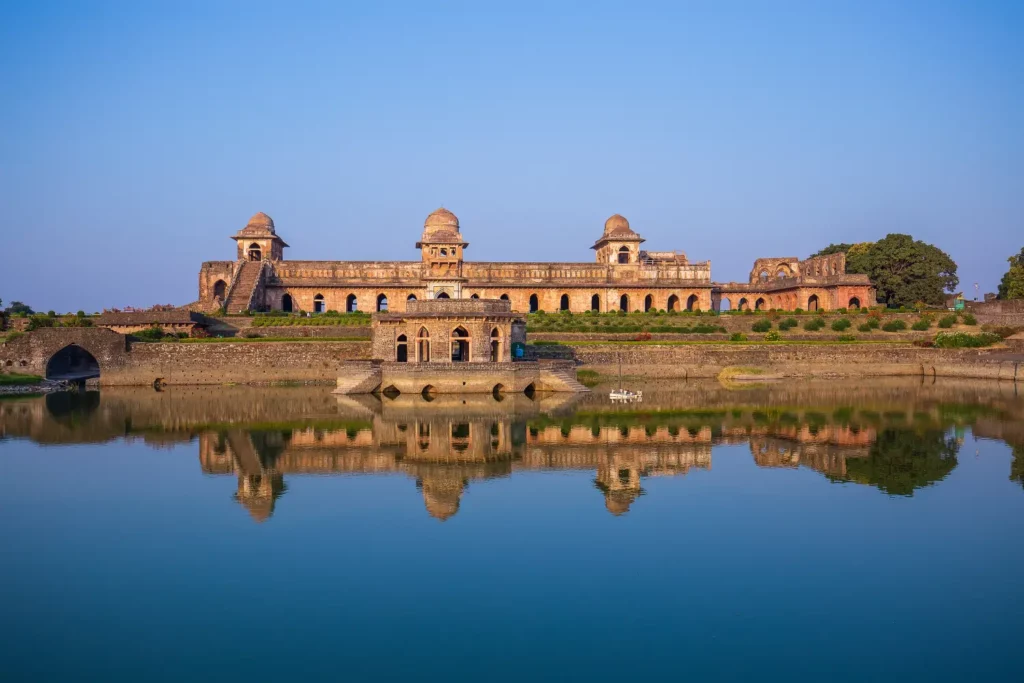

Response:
(407, 294), (417, 302)
(718, 297), (732, 312)
(560, 294), (570, 311)
(346, 294), (358, 312)
(436, 292), (450, 300)
(45, 344), (100, 381)
(807, 295), (819, 311)
(618, 247), (630, 264)
(248, 243), (262, 261)
(213, 280), (227, 300)
(591, 294), (601, 311)
(644, 294), (653, 312)
(281, 294), (293, 312)
(490, 327), (502, 362)
(755, 297), (766, 311)
(620, 294), (629, 312)
(529, 294), (539, 312)
(738, 298), (749, 311)
(848, 297), (861, 309)
(416, 327), (430, 362)
(667, 295), (679, 312)
(500, 294), (509, 301)
(686, 294), (699, 311)
(377, 294), (388, 312)
(396, 334), (408, 362)
(451, 326), (470, 362)
(313, 294), (325, 313)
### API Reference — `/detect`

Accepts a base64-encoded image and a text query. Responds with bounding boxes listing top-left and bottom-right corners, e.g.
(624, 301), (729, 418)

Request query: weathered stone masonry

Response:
(198, 209), (875, 315)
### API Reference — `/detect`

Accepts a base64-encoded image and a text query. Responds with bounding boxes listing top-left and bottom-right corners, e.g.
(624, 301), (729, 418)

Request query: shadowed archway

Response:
(45, 344), (100, 381)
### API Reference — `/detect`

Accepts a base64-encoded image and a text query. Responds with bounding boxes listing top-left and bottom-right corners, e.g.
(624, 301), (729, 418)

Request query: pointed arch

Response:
(667, 294), (679, 312)
(213, 280), (227, 300)
(560, 294), (570, 311)
(376, 293), (389, 312)
(755, 297), (766, 311)
(45, 344), (99, 380)
(591, 294), (601, 311)
(686, 294), (699, 311)
(451, 326), (470, 362)
(807, 294), (819, 312)
(313, 293), (325, 313)
(500, 293), (509, 301)
(644, 294), (653, 312)
(490, 326), (503, 362)
(416, 327), (430, 363)
(848, 297), (861, 309)
(281, 293), (293, 312)
(620, 294), (629, 312)
(529, 294), (539, 312)
(346, 294), (358, 313)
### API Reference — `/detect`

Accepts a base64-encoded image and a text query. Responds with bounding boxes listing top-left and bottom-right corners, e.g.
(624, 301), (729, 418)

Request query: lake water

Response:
(2, 379), (1023, 682)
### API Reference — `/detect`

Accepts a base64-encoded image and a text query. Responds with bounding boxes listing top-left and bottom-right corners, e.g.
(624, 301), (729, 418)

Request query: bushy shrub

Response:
(831, 318), (852, 332)
(132, 326), (166, 341)
(882, 320), (907, 332)
(763, 330), (782, 342)
(26, 315), (55, 331)
(911, 319), (931, 331)
(793, 308), (804, 315)
(803, 318), (825, 331)
(857, 323), (874, 333)
(730, 333), (748, 342)
(751, 319), (772, 333)
(962, 313), (977, 326)
(76, 310), (86, 318)
(778, 318), (798, 331)
(933, 332), (1001, 348)
(837, 334), (857, 342)
(938, 314), (958, 329)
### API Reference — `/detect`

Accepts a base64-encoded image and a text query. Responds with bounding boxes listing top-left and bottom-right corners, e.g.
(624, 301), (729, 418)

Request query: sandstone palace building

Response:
(198, 209), (874, 315)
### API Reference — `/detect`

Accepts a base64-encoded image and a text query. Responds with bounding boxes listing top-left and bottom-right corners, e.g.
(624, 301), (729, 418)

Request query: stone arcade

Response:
(198, 209), (875, 315)
(332, 298), (587, 396)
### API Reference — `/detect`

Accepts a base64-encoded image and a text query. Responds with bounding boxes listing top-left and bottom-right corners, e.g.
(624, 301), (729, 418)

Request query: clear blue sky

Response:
(1, 0), (1020, 312)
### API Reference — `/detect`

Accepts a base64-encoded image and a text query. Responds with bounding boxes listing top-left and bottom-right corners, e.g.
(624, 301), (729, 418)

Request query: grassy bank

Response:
(0, 373), (43, 386)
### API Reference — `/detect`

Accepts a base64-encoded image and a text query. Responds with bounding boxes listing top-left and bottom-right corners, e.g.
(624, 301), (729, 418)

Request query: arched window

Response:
(777, 269), (787, 279)
(407, 294), (417, 301)
(470, 294), (480, 300)
(686, 294), (699, 311)
(848, 297), (861, 309)
(436, 292), (450, 300)
(490, 327), (502, 362)
(667, 294), (679, 312)
(213, 280), (227, 300)
(620, 294), (629, 312)
(500, 294), (509, 301)
(591, 294), (601, 311)
(529, 294), (539, 312)
(560, 294), (570, 311)
(755, 297), (766, 311)
(281, 294), (293, 313)
(377, 294), (388, 312)
(759, 270), (769, 282)
(644, 294), (653, 312)
(313, 294), (325, 313)
(396, 334), (408, 362)
(248, 243), (262, 261)
(807, 295), (819, 311)
(451, 326), (470, 362)
(346, 294), (357, 312)
(416, 327), (430, 363)
(618, 247), (630, 264)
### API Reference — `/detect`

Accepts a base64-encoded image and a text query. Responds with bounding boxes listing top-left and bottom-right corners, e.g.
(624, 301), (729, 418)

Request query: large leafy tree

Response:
(841, 428), (960, 495)
(997, 248), (1024, 300)
(4, 301), (34, 315)
(812, 234), (958, 307)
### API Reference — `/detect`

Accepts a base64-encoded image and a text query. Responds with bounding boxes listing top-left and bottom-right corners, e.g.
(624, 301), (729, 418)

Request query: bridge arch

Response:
(45, 344), (100, 381)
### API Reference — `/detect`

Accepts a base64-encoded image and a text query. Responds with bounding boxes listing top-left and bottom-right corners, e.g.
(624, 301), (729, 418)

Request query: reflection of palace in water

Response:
(3, 378), (1023, 521)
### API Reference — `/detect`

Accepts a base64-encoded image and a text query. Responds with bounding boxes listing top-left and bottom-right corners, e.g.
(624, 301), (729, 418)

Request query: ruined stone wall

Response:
(569, 343), (1021, 381)
(101, 341), (370, 386)
(198, 261), (237, 304)
(965, 300), (1024, 326)
(0, 328), (131, 376)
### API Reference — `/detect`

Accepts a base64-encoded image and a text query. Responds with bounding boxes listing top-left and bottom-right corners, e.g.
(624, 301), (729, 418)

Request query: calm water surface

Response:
(2, 379), (1023, 682)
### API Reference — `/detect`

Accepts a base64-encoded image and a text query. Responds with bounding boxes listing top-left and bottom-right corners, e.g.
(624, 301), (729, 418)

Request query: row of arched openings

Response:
(541, 293), (700, 313)
(394, 327), (503, 363)
(277, 293), (422, 314)
(729, 294), (861, 312)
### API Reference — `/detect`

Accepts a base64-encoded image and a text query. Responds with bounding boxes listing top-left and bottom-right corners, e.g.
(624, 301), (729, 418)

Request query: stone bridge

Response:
(0, 328), (129, 381)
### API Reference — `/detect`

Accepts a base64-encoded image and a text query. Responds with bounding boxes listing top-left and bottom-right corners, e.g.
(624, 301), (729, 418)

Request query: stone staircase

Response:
(539, 362), (590, 393)
(224, 261), (262, 313)
(333, 361), (383, 394)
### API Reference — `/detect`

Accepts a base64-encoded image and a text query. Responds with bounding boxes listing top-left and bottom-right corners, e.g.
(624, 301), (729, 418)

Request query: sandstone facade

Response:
(198, 210), (874, 315)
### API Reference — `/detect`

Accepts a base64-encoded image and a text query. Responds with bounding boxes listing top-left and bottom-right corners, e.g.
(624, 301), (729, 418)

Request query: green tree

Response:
(815, 235), (958, 308)
(997, 248), (1024, 300)
(840, 428), (960, 495)
(5, 301), (33, 315)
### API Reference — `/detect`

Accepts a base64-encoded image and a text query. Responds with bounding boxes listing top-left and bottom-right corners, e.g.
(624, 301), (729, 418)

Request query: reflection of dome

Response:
(424, 208), (460, 234)
(419, 477), (465, 521)
(240, 212), (276, 235)
(603, 214), (630, 235)
(604, 490), (639, 516)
